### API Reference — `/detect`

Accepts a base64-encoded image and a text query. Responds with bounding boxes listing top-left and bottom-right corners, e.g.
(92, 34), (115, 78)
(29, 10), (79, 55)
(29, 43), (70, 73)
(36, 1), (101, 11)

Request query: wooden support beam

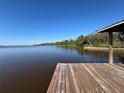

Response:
(109, 32), (113, 64)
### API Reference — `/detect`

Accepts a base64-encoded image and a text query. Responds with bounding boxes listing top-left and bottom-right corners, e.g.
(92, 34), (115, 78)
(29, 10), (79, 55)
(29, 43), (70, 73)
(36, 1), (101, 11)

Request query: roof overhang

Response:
(97, 20), (124, 33)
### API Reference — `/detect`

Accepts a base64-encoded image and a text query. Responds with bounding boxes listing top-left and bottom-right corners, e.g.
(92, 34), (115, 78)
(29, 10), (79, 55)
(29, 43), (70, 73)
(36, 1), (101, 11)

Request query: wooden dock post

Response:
(109, 32), (113, 64)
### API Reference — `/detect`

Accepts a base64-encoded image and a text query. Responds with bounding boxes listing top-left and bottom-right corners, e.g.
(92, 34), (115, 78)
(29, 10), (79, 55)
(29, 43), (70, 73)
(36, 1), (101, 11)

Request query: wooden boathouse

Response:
(97, 19), (124, 64)
(47, 20), (124, 93)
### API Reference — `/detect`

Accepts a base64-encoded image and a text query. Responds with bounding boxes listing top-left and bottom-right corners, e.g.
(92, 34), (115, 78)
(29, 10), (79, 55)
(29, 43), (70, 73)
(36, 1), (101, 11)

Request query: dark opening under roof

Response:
(97, 19), (124, 33)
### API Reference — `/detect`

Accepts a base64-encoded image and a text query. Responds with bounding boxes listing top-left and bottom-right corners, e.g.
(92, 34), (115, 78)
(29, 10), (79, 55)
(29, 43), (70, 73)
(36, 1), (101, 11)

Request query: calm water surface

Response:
(0, 46), (123, 93)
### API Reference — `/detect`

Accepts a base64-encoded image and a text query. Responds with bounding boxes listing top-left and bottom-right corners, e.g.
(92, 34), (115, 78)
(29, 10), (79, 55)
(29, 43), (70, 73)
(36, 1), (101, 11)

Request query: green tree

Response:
(75, 35), (84, 46)
(118, 32), (124, 42)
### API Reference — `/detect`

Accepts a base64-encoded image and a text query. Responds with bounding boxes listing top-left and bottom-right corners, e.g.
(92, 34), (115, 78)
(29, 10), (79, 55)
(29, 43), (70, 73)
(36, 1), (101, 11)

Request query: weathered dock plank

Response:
(47, 63), (124, 93)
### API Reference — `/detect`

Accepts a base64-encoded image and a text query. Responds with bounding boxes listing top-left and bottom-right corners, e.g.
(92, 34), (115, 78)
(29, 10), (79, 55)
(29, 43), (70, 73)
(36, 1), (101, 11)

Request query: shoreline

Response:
(84, 47), (124, 51)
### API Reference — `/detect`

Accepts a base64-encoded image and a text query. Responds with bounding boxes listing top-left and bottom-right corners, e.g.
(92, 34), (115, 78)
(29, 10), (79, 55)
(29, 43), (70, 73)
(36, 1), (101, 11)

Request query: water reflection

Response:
(0, 46), (123, 93)
(56, 46), (124, 63)
(114, 50), (124, 63)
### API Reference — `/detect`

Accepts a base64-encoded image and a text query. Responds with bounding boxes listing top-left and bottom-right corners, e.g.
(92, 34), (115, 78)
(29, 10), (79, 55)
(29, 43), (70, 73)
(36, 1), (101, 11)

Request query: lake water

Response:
(0, 46), (123, 93)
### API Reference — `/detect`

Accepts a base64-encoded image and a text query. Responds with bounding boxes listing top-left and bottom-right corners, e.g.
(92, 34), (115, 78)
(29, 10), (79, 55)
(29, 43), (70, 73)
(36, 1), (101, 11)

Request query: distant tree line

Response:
(40, 32), (124, 48)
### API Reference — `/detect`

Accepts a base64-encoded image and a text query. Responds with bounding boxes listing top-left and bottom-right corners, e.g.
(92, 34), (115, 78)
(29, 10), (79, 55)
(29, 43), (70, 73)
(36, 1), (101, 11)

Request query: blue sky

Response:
(0, 0), (124, 45)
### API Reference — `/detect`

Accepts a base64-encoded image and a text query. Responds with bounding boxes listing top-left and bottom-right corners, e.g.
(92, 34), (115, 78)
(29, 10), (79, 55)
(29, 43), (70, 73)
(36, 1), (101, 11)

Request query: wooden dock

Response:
(47, 63), (124, 93)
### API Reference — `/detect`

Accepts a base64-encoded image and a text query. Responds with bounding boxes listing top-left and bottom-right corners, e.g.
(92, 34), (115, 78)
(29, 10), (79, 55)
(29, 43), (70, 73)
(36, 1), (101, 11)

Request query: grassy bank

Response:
(84, 47), (124, 51)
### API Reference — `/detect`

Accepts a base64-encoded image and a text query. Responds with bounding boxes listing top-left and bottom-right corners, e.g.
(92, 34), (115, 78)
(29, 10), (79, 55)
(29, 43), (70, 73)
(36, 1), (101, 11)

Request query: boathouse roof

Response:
(97, 19), (124, 33)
